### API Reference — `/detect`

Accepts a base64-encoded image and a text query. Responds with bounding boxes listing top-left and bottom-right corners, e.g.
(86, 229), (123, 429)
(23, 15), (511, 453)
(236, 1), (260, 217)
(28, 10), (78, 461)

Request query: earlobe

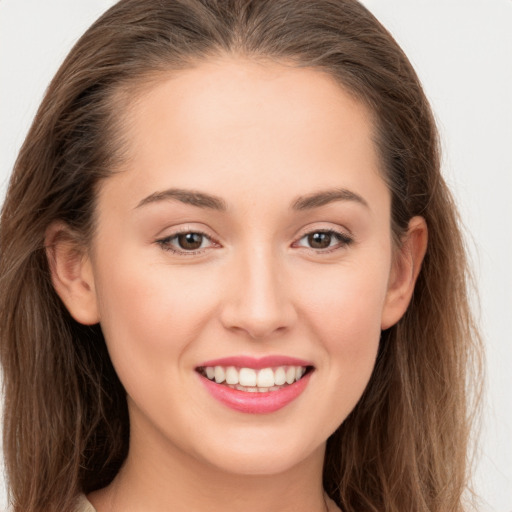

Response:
(45, 222), (100, 325)
(381, 216), (428, 330)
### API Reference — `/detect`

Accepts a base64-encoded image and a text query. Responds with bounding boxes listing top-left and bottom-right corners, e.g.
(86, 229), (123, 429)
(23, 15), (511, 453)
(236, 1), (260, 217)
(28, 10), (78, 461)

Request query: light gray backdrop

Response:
(1, 0), (511, 510)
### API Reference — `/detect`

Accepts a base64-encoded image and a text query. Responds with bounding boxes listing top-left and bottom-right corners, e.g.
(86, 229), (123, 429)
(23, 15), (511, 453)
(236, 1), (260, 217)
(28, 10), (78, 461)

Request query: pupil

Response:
(308, 232), (331, 249)
(178, 233), (203, 250)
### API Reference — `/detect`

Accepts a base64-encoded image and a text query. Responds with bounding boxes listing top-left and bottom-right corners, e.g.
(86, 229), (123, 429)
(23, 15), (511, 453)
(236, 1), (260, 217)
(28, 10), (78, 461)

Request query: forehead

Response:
(101, 57), (386, 213)
(123, 57), (375, 149)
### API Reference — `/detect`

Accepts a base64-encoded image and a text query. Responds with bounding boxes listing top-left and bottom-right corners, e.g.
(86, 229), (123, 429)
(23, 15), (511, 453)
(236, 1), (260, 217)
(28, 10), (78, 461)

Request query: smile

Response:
(196, 356), (314, 414)
(197, 365), (310, 392)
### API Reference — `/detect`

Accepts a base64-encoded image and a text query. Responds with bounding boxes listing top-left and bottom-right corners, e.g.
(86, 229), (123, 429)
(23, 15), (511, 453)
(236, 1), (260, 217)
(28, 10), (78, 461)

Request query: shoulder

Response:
(75, 494), (97, 512)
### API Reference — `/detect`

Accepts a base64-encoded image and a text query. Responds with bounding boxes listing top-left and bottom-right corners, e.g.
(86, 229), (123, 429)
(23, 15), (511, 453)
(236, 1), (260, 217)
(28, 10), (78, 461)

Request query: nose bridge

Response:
(221, 242), (295, 339)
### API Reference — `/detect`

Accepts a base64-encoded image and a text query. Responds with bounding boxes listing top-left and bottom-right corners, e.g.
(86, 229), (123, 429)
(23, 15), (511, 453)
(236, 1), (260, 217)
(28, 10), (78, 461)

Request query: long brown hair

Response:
(0, 1), (482, 511)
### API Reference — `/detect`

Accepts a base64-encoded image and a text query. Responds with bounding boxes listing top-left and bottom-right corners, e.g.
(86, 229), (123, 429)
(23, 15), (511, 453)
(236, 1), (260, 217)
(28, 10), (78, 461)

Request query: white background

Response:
(0, 0), (511, 510)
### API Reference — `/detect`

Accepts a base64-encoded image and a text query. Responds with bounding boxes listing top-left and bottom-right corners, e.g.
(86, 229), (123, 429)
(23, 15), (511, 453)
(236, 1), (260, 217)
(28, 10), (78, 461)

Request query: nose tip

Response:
(219, 256), (296, 340)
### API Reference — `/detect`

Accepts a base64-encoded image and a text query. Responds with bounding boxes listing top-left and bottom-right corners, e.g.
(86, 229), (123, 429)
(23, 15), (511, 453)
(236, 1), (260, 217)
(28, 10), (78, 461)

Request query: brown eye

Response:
(177, 232), (204, 250)
(294, 229), (353, 252)
(307, 232), (332, 249)
(157, 231), (215, 254)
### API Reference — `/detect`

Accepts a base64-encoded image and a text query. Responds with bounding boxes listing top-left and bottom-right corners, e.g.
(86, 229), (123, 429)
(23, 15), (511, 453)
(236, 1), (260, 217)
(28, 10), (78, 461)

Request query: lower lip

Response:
(198, 372), (312, 414)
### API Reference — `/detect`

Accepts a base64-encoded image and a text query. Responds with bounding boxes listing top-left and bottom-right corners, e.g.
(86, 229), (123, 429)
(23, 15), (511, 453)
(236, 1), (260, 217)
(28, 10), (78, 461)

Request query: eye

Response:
(156, 231), (217, 254)
(294, 230), (353, 252)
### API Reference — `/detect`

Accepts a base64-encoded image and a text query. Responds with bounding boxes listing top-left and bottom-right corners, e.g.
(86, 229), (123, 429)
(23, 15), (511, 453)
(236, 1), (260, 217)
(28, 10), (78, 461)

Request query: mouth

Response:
(196, 364), (314, 393)
(195, 357), (315, 414)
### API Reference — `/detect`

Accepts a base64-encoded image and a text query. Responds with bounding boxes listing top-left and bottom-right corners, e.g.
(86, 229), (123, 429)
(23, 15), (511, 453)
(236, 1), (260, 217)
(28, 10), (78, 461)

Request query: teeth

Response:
(274, 367), (286, 386)
(214, 366), (225, 384)
(239, 368), (257, 387)
(201, 365), (309, 389)
(257, 368), (274, 388)
(225, 366), (238, 385)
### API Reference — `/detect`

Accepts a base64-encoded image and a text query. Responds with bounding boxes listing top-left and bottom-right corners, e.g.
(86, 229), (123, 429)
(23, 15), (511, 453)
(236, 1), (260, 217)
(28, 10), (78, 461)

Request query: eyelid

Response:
(155, 226), (221, 255)
(154, 224), (354, 256)
(292, 226), (354, 253)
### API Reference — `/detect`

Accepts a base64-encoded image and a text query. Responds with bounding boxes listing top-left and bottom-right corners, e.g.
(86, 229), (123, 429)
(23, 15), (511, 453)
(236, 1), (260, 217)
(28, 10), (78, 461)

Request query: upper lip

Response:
(197, 355), (313, 369)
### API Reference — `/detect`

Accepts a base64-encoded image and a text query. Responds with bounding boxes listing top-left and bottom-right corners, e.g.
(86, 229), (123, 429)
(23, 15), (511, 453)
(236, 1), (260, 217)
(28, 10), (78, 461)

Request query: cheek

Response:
(320, 289), (382, 381)
(92, 249), (222, 378)
(298, 258), (389, 401)
(302, 258), (389, 343)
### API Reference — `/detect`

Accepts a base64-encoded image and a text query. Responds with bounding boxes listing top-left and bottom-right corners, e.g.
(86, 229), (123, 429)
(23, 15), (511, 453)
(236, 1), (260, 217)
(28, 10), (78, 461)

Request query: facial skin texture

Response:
(48, 58), (426, 512)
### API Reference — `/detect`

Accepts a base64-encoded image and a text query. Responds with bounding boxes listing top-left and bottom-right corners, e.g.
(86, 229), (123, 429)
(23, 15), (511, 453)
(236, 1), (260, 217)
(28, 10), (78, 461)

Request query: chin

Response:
(191, 426), (326, 477)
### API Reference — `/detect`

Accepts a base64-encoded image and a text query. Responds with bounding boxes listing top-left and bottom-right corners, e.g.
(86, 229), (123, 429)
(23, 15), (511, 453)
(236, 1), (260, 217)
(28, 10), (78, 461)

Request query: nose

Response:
(220, 247), (297, 340)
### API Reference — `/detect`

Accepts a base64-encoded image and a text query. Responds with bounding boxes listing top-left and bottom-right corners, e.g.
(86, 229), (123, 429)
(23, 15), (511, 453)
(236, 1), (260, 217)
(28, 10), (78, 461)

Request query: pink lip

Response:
(196, 356), (314, 414)
(198, 372), (311, 414)
(198, 355), (312, 369)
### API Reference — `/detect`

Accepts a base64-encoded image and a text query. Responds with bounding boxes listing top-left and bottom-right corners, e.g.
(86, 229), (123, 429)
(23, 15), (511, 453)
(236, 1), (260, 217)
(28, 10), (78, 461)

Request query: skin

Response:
(48, 57), (427, 512)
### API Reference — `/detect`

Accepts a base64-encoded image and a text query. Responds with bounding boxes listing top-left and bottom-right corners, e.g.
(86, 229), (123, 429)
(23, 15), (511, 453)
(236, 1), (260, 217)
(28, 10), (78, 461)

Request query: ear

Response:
(381, 216), (428, 330)
(45, 222), (100, 325)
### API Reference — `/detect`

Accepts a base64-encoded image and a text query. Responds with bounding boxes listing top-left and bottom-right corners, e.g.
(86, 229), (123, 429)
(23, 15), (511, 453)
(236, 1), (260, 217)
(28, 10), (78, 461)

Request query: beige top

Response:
(75, 494), (97, 512)
(74, 492), (341, 511)
(74, 493), (340, 511)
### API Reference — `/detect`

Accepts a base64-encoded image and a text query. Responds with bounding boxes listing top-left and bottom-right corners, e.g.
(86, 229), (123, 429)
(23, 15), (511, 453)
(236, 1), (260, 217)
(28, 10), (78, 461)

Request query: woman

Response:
(0, 1), (482, 511)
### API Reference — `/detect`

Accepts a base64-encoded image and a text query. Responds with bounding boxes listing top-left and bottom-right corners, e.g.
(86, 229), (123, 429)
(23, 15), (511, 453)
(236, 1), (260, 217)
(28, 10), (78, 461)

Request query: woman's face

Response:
(82, 58), (411, 476)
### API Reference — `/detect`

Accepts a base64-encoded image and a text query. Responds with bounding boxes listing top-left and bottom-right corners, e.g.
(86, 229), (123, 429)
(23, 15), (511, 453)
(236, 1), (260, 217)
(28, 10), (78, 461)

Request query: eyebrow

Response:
(135, 186), (368, 212)
(291, 188), (369, 210)
(136, 188), (227, 211)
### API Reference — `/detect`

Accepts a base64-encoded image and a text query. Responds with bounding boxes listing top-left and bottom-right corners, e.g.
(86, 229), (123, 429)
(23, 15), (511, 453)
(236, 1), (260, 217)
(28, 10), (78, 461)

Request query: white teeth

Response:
(274, 367), (286, 386)
(285, 366), (296, 385)
(214, 366), (225, 384)
(257, 368), (275, 388)
(239, 368), (257, 387)
(234, 384), (260, 393)
(202, 364), (309, 390)
(225, 366), (238, 385)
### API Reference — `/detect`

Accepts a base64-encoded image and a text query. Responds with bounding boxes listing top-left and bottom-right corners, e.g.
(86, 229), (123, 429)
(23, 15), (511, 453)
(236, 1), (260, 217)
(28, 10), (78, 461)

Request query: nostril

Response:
(225, 322), (289, 341)
(220, 302), (296, 340)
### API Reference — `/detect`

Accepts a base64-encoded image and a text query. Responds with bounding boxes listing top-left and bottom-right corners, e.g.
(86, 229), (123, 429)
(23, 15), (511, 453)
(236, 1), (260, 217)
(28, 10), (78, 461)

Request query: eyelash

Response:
(156, 229), (353, 256)
(156, 229), (218, 255)
(293, 229), (354, 253)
